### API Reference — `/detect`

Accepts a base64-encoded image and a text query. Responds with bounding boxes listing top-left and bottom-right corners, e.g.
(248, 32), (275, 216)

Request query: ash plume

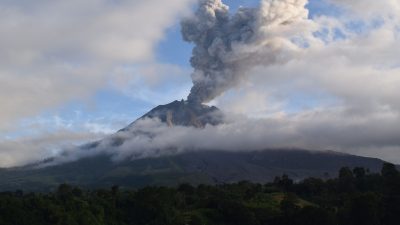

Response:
(182, 0), (309, 104)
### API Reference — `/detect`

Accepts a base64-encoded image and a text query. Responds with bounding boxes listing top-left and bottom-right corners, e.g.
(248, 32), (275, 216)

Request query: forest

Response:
(0, 163), (399, 225)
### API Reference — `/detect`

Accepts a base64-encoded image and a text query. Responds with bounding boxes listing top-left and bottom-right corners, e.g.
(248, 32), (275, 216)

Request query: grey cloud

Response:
(181, 0), (310, 104)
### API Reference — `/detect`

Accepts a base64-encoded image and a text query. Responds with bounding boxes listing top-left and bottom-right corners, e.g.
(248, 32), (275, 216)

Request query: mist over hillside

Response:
(0, 149), (386, 192)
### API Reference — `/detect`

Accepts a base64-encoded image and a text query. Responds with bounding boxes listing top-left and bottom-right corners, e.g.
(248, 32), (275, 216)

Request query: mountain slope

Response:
(0, 101), (388, 191)
(0, 149), (385, 192)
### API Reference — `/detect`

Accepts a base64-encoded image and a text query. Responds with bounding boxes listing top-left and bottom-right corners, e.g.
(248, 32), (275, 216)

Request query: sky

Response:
(0, 0), (400, 167)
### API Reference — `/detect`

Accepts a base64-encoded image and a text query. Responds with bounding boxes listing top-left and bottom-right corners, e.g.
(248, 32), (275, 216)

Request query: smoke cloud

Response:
(182, 0), (310, 103)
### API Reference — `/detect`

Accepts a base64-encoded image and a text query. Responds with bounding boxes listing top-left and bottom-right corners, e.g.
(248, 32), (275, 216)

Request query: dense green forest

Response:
(0, 163), (399, 225)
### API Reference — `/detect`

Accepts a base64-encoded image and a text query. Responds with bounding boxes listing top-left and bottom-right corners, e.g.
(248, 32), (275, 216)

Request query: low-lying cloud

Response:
(52, 109), (400, 165)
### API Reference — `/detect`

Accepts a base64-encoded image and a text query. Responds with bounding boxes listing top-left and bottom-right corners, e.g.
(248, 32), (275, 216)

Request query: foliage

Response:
(0, 163), (399, 225)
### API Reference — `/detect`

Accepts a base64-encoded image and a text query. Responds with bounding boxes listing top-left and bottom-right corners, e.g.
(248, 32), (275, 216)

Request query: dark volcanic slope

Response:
(0, 149), (385, 192)
(122, 100), (223, 129)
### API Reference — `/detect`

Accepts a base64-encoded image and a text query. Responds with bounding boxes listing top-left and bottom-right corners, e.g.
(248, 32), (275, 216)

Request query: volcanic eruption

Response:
(46, 0), (313, 162)
(133, 0), (309, 128)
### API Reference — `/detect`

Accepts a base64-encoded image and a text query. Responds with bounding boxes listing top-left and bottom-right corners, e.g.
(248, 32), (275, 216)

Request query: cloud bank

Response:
(0, 0), (193, 132)
(53, 109), (400, 165)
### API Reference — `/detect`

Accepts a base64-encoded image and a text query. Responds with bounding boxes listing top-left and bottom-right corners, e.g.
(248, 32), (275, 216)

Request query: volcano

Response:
(122, 100), (224, 130)
(80, 100), (225, 151)
(0, 100), (388, 191)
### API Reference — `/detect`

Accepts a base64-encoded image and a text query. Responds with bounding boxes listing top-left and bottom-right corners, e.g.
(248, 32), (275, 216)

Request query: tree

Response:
(381, 163), (400, 194)
(353, 167), (366, 179)
(338, 193), (382, 225)
(274, 174), (294, 191)
(339, 167), (354, 179)
(381, 163), (398, 178)
(338, 167), (356, 193)
(296, 206), (336, 225)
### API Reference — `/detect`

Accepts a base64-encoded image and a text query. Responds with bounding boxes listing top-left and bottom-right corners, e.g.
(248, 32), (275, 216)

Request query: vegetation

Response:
(0, 163), (399, 225)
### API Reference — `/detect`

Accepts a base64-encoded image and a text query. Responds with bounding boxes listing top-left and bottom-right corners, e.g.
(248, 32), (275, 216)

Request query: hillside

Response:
(0, 149), (385, 192)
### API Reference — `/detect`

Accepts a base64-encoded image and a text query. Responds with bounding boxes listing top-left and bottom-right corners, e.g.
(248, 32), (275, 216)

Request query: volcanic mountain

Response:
(0, 100), (388, 191)
(79, 100), (224, 151)
(122, 99), (224, 129)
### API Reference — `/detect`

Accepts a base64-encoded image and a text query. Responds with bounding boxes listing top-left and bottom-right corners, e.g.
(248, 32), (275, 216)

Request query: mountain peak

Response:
(122, 100), (224, 131)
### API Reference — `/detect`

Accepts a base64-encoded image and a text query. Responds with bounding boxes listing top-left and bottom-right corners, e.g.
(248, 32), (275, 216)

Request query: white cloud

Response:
(0, 112), (133, 167)
(0, 130), (104, 168)
(330, 0), (400, 20)
(0, 0), (193, 131)
(52, 113), (400, 165)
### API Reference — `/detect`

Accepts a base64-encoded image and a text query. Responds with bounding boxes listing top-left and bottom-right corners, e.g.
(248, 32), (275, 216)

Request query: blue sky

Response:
(1, 0), (400, 166)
